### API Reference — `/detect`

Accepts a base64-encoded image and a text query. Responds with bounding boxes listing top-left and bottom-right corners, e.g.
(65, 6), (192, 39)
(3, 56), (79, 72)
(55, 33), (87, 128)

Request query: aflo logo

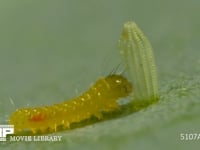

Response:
(0, 125), (14, 141)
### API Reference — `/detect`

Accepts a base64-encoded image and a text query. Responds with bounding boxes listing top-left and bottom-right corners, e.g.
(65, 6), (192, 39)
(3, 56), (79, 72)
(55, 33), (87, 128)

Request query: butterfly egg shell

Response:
(119, 21), (159, 102)
(9, 74), (132, 135)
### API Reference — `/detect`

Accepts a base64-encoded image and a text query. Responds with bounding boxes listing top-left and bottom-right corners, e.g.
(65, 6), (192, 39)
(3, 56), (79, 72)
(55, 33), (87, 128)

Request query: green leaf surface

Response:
(0, 0), (200, 150)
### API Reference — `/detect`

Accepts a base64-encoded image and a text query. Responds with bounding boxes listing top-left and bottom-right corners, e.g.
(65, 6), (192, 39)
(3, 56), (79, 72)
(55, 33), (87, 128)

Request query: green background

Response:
(0, 0), (200, 149)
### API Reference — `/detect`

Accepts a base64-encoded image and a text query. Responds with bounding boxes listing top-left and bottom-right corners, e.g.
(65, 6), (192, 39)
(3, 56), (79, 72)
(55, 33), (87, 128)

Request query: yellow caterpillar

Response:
(9, 74), (132, 134)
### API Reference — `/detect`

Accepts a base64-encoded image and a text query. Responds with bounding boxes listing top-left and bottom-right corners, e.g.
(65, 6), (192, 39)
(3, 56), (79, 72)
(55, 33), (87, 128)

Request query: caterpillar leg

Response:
(100, 99), (121, 112)
(93, 112), (103, 120)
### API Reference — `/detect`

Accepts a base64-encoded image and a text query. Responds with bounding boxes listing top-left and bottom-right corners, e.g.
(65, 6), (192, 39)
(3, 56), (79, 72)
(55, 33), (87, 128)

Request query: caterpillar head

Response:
(105, 75), (132, 98)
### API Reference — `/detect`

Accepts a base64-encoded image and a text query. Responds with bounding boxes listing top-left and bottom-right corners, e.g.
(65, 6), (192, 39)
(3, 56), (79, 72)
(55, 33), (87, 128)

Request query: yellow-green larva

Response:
(9, 74), (132, 134)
